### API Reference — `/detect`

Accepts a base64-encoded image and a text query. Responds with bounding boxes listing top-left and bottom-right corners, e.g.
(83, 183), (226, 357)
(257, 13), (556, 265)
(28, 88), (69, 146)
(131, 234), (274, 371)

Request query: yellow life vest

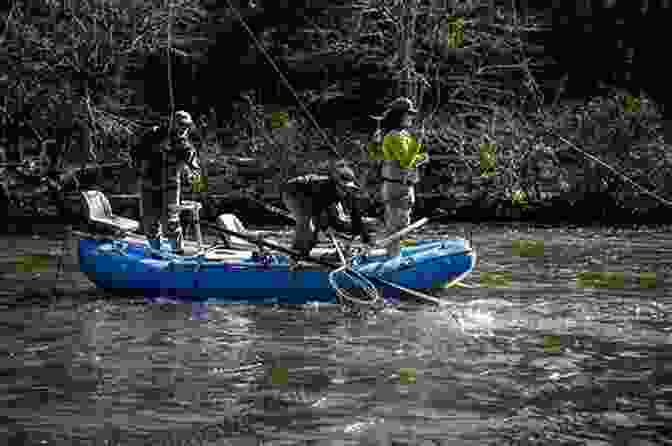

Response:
(380, 130), (427, 184)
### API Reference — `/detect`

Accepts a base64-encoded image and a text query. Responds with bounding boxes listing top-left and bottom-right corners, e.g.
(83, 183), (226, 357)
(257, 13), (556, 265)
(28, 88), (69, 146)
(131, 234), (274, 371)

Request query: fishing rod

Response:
(225, 0), (345, 163)
(223, 0), (390, 210)
(203, 221), (339, 269)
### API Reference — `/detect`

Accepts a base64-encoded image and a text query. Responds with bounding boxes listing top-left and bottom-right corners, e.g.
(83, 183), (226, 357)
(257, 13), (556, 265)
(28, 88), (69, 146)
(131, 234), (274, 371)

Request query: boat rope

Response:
(225, 0), (344, 162)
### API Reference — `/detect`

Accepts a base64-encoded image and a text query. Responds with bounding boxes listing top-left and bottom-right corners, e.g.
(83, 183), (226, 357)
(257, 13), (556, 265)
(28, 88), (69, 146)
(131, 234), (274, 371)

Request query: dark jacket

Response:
(281, 174), (370, 243)
(132, 126), (200, 191)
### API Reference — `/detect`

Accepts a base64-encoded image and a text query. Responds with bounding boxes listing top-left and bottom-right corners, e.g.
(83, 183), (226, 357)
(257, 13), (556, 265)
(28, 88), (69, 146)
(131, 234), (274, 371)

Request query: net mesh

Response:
(328, 265), (380, 306)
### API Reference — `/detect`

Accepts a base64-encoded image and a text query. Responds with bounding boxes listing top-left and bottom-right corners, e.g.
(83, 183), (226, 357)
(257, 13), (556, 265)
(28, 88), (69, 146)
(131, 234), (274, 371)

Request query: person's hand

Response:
(416, 153), (429, 167)
(361, 233), (375, 248)
(316, 210), (333, 232)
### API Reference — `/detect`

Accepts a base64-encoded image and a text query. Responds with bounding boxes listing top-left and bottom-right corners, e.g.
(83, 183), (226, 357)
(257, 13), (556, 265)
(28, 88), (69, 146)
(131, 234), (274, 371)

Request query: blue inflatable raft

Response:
(77, 236), (476, 304)
(73, 190), (476, 304)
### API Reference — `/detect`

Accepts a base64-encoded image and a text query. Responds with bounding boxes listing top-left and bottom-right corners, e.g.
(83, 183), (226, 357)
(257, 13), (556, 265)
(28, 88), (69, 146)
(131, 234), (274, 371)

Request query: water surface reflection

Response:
(0, 223), (670, 445)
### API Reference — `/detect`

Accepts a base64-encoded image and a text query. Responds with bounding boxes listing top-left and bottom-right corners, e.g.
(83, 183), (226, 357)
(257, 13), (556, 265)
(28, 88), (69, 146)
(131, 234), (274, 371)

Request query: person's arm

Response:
(415, 140), (429, 167)
(325, 202), (348, 234)
(329, 192), (371, 244)
(367, 129), (385, 161)
(406, 134), (427, 168)
(184, 145), (202, 178)
(350, 193), (371, 244)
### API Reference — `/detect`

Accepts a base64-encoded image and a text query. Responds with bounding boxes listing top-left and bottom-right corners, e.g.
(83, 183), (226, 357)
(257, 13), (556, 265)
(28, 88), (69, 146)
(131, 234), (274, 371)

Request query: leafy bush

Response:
(546, 89), (672, 211)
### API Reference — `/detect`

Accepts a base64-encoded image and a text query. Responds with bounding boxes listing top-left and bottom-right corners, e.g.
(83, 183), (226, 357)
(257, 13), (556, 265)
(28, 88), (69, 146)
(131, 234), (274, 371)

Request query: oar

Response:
(242, 191), (294, 221)
(370, 275), (443, 305)
(368, 276), (460, 321)
(370, 208), (449, 249)
(327, 229), (348, 266)
(204, 221), (460, 311)
(202, 222), (339, 269)
(240, 191), (358, 241)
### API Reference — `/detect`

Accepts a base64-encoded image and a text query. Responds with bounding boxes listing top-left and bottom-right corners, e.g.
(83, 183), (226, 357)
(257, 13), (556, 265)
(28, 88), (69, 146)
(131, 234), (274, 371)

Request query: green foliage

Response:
(479, 142), (497, 176)
(191, 174), (207, 193)
(622, 95), (641, 114)
(576, 271), (626, 289)
(269, 111), (290, 130)
(271, 367), (289, 386)
(446, 16), (465, 49)
(0, 0), (208, 162)
(15, 254), (53, 273)
(509, 188), (529, 208)
(639, 272), (658, 289)
(512, 239), (544, 257)
(543, 335), (562, 354)
(480, 271), (512, 288)
(1, 0), (669, 221)
(398, 367), (416, 385)
(547, 89), (672, 210)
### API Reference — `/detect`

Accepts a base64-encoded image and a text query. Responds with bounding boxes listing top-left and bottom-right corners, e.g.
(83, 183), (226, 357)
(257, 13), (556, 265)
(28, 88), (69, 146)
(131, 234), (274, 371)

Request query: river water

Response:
(1, 223), (671, 446)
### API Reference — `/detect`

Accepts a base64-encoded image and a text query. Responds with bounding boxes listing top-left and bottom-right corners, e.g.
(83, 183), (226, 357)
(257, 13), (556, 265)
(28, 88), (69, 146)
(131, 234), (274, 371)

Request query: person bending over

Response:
(281, 160), (372, 264)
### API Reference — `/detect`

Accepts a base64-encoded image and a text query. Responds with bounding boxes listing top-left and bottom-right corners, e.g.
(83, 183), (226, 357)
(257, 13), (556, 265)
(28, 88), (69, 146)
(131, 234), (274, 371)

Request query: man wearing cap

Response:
(373, 97), (428, 257)
(133, 110), (202, 254)
(281, 159), (372, 263)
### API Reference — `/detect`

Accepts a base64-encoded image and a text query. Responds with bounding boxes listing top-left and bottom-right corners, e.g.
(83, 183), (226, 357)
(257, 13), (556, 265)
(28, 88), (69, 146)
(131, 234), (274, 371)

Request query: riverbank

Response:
(3, 93), (671, 229)
(1, 191), (669, 239)
(2, 164), (670, 234)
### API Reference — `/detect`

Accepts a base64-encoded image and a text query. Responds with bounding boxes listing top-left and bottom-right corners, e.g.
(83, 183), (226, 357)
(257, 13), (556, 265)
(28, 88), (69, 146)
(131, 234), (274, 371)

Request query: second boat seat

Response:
(81, 190), (140, 235)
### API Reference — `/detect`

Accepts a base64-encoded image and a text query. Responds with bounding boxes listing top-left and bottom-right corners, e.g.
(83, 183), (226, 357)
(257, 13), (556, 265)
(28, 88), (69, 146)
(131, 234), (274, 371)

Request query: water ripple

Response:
(1, 224), (671, 445)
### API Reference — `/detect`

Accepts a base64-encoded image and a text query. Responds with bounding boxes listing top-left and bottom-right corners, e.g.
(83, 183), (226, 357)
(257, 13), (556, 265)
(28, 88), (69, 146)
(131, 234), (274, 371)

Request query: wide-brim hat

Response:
(386, 97), (418, 114)
(371, 97), (419, 120)
(174, 110), (194, 126)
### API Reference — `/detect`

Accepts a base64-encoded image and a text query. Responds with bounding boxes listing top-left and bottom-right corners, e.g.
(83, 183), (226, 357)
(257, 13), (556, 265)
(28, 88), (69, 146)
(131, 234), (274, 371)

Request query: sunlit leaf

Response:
(399, 239), (417, 247)
(512, 240), (544, 257)
(191, 175), (207, 193)
(479, 142), (497, 176)
(639, 272), (657, 289)
(544, 335), (562, 354)
(399, 368), (416, 385)
(15, 255), (53, 273)
(576, 271), (625, 289)
(270, 111), (290, 129)
(271, 367), (289, 385)
(623, 95), (641, 113)
(446, 16), (465, 49)
(480, 271), (512, 288)
(510, 189), (529, 208)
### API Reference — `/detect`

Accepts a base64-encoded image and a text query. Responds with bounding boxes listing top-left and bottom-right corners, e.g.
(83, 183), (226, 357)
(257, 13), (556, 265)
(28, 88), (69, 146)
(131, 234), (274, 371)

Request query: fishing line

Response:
(523, 74), (672, 208)
(541, 123), (672, 208)
(166, 0), (175, 130)
(225, 0), (345, 162)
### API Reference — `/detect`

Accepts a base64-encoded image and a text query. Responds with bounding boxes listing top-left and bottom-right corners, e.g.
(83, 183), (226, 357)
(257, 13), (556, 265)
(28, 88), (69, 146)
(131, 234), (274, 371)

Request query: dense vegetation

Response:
(1, 0), (671, 222)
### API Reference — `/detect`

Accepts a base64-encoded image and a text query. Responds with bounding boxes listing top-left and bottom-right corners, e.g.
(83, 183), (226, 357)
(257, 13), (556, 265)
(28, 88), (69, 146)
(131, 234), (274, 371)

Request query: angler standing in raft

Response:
(369, 97), (428, 257)
(281, 160), (372, 266)
(132, 110), (202, 254)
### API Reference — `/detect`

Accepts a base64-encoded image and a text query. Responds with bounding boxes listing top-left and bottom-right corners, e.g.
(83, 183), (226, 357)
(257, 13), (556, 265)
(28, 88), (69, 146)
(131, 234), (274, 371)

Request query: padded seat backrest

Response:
(82, 190), (113, 220)
(217, 213), (251, 246)
(81, 190), (140, 234)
